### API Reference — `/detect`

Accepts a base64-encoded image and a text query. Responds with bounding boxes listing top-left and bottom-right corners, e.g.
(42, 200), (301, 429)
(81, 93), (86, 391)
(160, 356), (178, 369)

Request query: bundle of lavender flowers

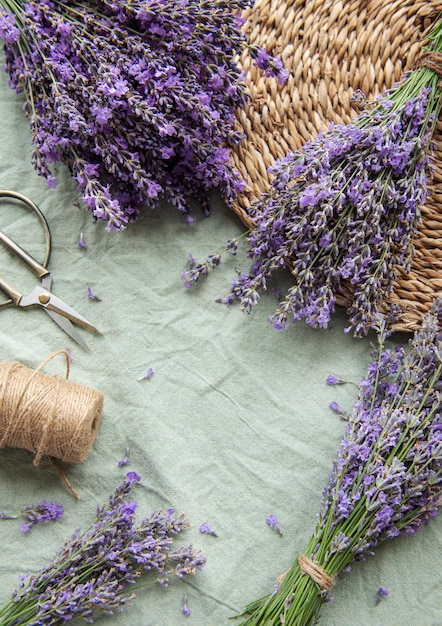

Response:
(182, 18), (442, 336)
(239, 302), (442, 625)
(0, 0), (274, 231)
(0, 472), (206, 624)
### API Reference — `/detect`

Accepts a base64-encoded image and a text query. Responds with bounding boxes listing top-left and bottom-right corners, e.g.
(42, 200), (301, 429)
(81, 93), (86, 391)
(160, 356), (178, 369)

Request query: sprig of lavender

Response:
(181, 232), (246, 289)
(0, 1), (285, 231)
(0, 472), (206, 624)
(239, 301), (442, 625)
(0, 500), (64, 533)
(183, 18), (442, 336)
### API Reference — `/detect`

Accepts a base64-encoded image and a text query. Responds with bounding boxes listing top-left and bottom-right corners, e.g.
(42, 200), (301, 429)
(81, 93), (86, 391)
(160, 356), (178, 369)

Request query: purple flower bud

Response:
(87, 286), (101, 301)
(181, 596), (191, 617)
(266, 514), (283, 536)
(138, 367), (154, 381)
(118, 450), (131, 467)
(199, 522), (218, 537)
(77, 232), (87, 250)
(326, 374), (346, 386)
(376, 587), (389, 605)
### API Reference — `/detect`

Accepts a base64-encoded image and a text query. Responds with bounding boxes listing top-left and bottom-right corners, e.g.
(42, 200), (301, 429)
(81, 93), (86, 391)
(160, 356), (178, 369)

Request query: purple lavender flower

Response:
(199, 522), (218, 537)
(376, 587), (389, 605)
(138, 367), (155, 381)
(266, 514), (283, 537)
(208, 75), (442, 336)
(77, 232), (87, 250)
(329, 401), (347, 418)
(87, 286), (101, 301)
(249, 46), (289, 85)
(19, 500), (64, 533)
(0, 1), (282, 232)
(181, 252), (222, 288)
(240, 301), (442, 624)
(326, 375), (346, 386)
(0, 8), (19, 43)
(0, 472), (206, 624)
(181, 596), (191, 617)
(118, 449), (131, 467)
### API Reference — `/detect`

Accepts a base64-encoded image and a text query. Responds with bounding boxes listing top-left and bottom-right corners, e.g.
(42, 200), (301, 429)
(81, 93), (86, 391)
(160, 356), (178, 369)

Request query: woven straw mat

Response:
(231, 0), (442, 333)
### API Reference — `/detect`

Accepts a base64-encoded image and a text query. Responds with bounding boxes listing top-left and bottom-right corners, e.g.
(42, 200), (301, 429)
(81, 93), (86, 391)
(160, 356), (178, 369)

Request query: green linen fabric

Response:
(0, 60), (441, 626)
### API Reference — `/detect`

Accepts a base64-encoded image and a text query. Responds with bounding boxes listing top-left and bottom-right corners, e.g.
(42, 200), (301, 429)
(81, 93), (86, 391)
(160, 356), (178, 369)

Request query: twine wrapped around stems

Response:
(0, 351), (103, 465)
(297, 555), (336, 591)
(232, 0), (442, 332)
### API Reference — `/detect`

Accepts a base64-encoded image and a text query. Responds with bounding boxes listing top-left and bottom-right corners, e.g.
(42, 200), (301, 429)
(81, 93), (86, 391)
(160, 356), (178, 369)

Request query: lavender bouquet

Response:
(182, 18), (442, 336)
(239, 302), (442, 625)
(0, 0), (277, 231)
(0, 472), (206, 624)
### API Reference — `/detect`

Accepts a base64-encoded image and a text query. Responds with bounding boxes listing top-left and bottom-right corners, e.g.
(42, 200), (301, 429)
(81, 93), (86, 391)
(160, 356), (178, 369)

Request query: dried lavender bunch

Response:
(0, 0), (260, 231)
(239, 302), (442, 625)
(0, 472), (206, 624)
(183, 19), (442, 336)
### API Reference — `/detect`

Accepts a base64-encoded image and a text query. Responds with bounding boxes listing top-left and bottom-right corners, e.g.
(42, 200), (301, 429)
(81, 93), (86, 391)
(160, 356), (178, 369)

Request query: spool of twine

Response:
(0, 351), (103, 466)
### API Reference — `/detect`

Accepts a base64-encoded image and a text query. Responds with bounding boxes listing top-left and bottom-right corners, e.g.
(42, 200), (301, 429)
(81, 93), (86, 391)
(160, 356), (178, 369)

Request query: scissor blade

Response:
(20, 286), (102, 335)
(44, 308), (90, 351)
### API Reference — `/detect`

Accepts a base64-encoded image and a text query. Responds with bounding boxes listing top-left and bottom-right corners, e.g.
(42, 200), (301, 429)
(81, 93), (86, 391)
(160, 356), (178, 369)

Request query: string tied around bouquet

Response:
(0, 350), (103, 495)
(413, 51), (442, 78)
(297, 555), (336, 591)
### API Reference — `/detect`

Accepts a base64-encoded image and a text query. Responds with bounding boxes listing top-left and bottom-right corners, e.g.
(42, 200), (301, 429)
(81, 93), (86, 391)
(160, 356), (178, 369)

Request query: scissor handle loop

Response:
(0, 190), (51, 309)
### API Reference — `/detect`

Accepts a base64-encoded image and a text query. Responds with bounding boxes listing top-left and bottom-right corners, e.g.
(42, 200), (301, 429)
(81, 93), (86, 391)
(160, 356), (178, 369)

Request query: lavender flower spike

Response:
(240, 300), (442, 625)
(0, 473), (206, 625)
(217, 24), (442, 336)
(0, 1), (285, 231)
(19, 500), (64, 533)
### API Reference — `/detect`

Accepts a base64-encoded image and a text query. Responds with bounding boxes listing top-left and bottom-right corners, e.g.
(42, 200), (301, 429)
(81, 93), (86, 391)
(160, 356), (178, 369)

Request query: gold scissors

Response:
(0, 190), (101, 350)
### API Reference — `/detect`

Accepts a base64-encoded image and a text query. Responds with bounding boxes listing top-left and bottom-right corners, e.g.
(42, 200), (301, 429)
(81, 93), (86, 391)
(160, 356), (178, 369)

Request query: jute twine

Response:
(0, 350), (103, 466)
(297, 555), (336, 591)
(232, 0), (442, 332)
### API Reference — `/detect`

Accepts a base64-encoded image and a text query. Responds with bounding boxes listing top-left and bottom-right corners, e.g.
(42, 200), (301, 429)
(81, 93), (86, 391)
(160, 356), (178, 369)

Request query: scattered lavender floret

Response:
(181, 233), (246, 288)
(326, 375), (347, 386)
(0, 1), (285, 231)
(87, 286), (101, 301)
(199, 522), (218, 537)
(328, 401), (347, 419)
(266, 514), (283, 537)
(118, 449), (131, 467)
(0, 472), (206, 625)
(182, 596), (191, 617)
(138, 367), (155, 381)
(181, 252), (222, 289)
(376, 586), (389, 605)
(77, 232), (87, 250)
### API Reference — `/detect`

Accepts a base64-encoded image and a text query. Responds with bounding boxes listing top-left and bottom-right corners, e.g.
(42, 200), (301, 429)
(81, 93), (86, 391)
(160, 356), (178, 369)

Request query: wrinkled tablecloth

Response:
(0, 58), (440, 626)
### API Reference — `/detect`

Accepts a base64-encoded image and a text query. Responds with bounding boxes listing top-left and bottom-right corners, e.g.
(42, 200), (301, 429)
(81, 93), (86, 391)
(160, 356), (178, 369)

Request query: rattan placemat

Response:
(231, 0), (442, 332)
